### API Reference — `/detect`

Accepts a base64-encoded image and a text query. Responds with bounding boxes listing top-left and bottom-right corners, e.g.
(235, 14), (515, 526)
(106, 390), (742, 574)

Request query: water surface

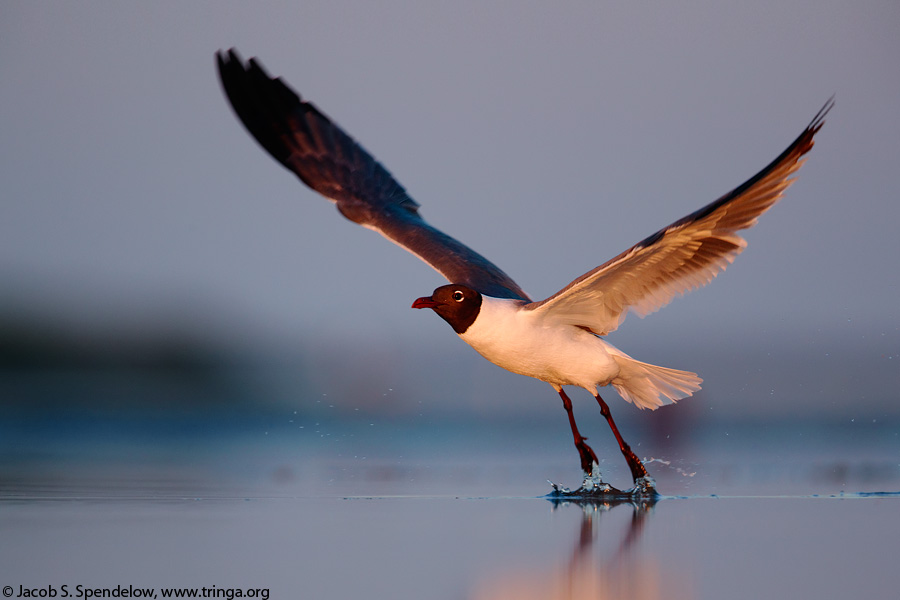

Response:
(2, 420), (897, 599)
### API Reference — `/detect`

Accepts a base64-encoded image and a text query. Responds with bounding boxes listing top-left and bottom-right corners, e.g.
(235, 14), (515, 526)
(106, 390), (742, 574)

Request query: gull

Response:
(216, 48), (831, 493)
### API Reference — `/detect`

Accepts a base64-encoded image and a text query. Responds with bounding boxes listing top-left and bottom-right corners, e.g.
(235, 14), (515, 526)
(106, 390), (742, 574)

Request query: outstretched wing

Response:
(216, 48), (529, 301)
(527, 99), (833, 334)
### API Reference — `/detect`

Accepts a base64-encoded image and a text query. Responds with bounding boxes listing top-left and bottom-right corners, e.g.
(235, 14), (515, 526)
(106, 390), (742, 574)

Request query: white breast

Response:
(458, 296), (620, 390)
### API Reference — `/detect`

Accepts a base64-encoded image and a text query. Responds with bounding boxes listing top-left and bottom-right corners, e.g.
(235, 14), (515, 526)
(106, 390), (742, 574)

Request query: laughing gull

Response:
(217, 48), (831, 492)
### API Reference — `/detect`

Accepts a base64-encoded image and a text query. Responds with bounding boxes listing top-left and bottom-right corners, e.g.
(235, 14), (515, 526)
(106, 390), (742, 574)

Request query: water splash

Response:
(630, 475), (658, 496)
(547, 464), (659, 500)
(645, 457), (697, 478)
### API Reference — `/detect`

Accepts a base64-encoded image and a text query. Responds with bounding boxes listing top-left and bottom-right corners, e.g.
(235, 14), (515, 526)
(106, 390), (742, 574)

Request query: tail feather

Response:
(610, 354), (702, 410)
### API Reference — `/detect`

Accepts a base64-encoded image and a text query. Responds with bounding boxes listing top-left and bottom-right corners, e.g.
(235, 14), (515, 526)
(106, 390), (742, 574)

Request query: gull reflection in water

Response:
(471, 498), (694, 600)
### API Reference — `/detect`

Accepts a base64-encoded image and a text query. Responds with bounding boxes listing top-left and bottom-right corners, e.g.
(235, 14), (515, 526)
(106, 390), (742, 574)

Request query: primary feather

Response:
(527, 99), (832, 335)
(216, 49), (529, 301)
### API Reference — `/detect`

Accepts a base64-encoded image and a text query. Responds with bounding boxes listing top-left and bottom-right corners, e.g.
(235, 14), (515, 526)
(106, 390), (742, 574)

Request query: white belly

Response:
(459, 296), (619, 391)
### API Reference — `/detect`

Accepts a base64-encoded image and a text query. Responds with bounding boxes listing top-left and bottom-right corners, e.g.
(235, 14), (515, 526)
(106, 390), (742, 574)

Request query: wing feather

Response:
(216, 49), (529, 301)
(526, 99), (832, 334)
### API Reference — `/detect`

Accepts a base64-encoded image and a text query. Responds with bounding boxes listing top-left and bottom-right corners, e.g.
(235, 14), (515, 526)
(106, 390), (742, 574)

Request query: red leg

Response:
(557, 388), (598, 474)
(594, 393), (648, 482)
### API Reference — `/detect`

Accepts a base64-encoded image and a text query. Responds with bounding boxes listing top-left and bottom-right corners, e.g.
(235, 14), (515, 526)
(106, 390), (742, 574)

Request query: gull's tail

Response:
(609, 353), (703, 410)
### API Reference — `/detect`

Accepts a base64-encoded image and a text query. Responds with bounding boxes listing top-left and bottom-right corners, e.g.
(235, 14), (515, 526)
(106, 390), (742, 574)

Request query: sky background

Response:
(1, 1), (898, 424)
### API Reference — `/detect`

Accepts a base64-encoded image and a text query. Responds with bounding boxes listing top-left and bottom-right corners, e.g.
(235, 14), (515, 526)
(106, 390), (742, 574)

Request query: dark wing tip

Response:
(217, 48), (341, 172)
(791, 95), (834, 157)
(216, 48), (420, 211)
(216, 48), (308, 167)
(636, 98), (834, 250)
(808, 95), (835, 133)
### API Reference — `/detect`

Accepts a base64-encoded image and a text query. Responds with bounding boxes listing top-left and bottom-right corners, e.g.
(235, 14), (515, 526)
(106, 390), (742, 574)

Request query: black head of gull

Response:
(412, 284), (482, 335)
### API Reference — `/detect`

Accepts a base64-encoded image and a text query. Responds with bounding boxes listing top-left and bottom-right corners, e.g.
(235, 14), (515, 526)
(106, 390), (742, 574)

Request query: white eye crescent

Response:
(452, 290), (464, 302)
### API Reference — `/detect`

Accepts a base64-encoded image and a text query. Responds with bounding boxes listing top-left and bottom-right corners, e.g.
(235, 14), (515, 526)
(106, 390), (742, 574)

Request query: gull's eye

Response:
(452, 290), (465, 302)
